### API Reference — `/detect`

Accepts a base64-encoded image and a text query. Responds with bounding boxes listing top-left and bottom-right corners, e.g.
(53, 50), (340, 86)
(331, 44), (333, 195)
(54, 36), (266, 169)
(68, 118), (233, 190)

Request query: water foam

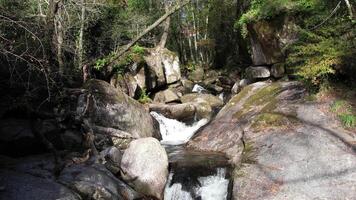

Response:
(150, 111), (208, 145)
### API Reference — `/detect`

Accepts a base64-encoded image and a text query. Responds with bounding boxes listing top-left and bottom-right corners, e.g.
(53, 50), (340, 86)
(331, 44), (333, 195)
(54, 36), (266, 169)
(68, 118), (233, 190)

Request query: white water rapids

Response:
(164, 168), (229, 200)
(150, 111), (209, 145)
(150, 111), (230, 200)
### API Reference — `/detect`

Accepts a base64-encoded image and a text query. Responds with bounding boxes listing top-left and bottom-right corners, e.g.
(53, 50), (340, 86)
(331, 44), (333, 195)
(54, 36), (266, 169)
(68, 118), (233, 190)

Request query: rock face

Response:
(80, 79), (160, 139)
(0, 169), (80, 200)
(245, 66), (271, 79)
(230, 82), (356, 200)
(247, 16), (298, 65)
(144, 48), (181, 89)
(120, 138), (168, 199)
(187, 82), (306, 164)
(111, 73), (141, 98)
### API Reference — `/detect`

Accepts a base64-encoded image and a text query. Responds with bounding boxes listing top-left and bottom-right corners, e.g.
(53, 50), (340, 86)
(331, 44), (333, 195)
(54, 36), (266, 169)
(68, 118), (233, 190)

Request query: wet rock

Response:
(80, 79), (160, 140)
(271, 63), (286, 78)
(0, 169), (80, 200)
(121, 138), (168, 200)
(153, 89), (180, 103)
(59, 163), (140, 200)
(245, 66), (271, 79)
(149, 103), (196, 121)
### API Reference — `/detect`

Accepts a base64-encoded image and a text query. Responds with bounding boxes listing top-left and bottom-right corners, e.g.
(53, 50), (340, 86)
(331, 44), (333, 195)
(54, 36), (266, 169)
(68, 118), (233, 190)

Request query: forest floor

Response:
(233, 84), (356, 200)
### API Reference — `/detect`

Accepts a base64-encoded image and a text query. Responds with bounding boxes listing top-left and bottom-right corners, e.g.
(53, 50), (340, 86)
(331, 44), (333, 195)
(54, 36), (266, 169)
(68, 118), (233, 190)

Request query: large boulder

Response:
(245, 66), (271, 79)
(149, 103), (196, 121)
(187, 81), (305, 165)
(59, 163), (140, 200)
(0, 169), (80, 200)
(120, 138), (168, 200)
(247, 16), (298, 65)
(144, 48), (181, 89)
(181, 93), (224, 109)
(79, 79), (160, 140)
(153, 88), (180, 103)
(110, 73), (141, 98)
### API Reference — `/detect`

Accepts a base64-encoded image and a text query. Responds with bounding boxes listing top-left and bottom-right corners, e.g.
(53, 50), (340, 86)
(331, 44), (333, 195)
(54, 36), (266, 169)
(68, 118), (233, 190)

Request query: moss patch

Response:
(251, 112), (299, 132)
(233, 83), (282, 121)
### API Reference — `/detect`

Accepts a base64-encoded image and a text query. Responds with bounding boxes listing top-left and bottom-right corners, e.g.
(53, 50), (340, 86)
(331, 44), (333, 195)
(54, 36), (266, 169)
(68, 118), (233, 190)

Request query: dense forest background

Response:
(0, 0), (355, 113)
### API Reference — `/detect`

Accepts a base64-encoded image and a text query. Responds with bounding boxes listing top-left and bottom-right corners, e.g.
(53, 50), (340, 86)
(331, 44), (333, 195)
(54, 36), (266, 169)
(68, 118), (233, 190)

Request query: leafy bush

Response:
(138, 88), (151, 104)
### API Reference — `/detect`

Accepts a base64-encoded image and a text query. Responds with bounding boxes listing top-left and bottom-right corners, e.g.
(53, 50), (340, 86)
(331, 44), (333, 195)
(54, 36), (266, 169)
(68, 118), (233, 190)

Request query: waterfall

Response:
(164, 168), (229, 200)
(150, 112), (208, 145)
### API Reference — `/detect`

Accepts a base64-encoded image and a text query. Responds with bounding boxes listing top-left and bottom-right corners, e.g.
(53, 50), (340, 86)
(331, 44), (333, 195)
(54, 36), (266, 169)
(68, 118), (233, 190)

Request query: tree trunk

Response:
(344, 0), (354, 19)
(45, 0), (59, 74)
(105, 0), (192, 66)
(77, 0), (86, 70)
(158, 17), (171, 48)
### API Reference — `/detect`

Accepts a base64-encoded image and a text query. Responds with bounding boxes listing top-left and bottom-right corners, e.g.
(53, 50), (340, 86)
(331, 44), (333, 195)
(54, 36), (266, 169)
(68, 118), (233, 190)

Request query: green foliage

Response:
(94, 45), (145, 73)
(235, 0), (322, 36)
(330, 100), (349, 113)
(138, 88), (151, 104)
(131, 44), (145, 55)
(184, 62), (196, 72)
(339, 114), (356, 128)
(330, 100), (356, 128)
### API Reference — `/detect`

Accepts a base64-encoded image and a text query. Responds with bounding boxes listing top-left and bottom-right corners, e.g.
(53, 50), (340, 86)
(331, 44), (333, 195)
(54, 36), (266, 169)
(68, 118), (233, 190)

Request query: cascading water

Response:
(150, 111), (209, 145)
(165, 168), (230, 200)
(150, 111), (232, 200)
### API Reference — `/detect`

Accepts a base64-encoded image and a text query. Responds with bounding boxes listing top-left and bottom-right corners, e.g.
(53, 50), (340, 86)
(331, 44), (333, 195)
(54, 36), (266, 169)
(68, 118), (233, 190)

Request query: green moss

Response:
(250, 112), (300, 131)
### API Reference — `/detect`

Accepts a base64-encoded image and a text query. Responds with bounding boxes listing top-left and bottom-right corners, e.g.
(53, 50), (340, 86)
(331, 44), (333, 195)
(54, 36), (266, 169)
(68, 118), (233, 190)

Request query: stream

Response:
(151, 112), (232, 200)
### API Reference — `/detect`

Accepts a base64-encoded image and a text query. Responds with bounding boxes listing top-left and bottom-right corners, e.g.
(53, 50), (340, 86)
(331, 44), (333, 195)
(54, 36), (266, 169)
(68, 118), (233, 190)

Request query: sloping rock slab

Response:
(187, 82), (306, 164)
